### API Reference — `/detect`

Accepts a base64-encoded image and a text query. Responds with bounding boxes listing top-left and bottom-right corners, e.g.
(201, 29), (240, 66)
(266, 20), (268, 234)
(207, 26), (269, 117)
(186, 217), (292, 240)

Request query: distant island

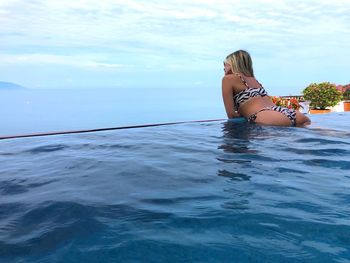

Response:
(0, 81), (25, 89)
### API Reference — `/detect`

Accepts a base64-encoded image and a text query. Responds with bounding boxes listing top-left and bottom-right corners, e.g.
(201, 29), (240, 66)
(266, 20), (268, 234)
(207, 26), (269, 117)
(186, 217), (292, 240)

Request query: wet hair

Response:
(225, 50), (254, 77)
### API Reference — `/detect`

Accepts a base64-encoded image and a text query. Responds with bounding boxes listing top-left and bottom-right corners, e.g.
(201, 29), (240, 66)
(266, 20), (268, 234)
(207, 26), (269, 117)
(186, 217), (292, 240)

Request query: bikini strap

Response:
(256, 79), (264, 88)
(232, 72), (249, 88)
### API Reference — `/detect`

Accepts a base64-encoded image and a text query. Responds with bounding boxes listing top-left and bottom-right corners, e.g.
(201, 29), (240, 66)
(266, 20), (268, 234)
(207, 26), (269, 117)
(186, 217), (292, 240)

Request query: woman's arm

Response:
(222, 76), (240, 118)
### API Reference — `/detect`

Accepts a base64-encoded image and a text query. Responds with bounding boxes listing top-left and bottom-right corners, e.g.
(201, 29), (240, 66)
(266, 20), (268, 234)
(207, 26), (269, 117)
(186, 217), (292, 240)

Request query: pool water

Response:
(0, 112), (350, 262)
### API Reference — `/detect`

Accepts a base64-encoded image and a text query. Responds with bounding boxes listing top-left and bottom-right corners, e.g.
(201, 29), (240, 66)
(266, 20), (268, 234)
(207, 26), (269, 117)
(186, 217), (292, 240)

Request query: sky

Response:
(0, 0), (349, 95)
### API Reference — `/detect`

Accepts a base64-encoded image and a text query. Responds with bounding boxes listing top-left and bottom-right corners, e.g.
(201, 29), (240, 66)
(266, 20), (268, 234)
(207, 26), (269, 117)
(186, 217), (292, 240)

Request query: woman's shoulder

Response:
(222, 73), (241, 84)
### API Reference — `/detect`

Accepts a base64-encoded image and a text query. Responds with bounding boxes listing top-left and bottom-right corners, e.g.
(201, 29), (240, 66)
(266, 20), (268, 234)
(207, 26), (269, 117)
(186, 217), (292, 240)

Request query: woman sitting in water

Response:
(222, 50), (311, 127)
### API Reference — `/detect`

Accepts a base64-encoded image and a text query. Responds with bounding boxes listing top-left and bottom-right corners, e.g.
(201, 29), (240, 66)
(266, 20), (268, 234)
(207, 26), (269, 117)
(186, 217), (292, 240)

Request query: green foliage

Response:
(302, 82), (343, 110)
(343, 89), (350, 101)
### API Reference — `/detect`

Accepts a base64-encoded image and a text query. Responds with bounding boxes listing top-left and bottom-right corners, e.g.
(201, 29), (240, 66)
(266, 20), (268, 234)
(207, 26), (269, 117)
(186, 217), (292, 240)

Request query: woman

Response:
(222, 50), (311, 127)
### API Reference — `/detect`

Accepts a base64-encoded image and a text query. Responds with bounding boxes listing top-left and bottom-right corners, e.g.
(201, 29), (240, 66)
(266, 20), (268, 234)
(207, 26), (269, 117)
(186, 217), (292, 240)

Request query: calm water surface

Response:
(0, 90), (350, 262)
(0, 88), (223, 136)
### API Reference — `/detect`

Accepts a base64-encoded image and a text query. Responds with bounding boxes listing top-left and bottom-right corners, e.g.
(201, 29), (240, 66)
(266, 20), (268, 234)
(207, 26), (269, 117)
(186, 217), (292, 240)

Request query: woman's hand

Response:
(232, 111), (241, 118)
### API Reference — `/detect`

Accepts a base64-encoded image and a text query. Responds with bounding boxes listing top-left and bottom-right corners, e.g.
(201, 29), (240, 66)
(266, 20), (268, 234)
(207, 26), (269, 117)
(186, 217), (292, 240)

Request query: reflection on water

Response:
(217, 169), (252, 181)
(215, 121), (257, 211)
(215, 121), (277, 182)
(216, 122), (259, 183)
(218, 122), (257, 154)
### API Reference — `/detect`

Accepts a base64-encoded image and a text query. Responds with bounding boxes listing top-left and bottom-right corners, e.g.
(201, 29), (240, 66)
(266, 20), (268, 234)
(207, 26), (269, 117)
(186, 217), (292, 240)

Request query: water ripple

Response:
(0, 114), (349, 262)
(303, 159), (350, 170)
(24, 144), (68, 154)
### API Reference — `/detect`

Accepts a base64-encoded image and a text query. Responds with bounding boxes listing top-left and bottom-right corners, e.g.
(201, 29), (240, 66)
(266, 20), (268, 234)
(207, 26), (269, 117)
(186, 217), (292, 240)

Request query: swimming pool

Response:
(0, 112), (349, 262)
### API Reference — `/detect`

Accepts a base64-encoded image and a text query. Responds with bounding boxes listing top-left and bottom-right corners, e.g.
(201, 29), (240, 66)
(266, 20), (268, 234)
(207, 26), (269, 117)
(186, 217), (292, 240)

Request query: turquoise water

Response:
(0, 111), (350, 262)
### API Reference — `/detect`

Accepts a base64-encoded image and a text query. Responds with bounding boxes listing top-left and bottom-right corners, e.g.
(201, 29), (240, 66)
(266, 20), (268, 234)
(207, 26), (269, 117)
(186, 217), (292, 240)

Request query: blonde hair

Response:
(225, 50), (254, 77)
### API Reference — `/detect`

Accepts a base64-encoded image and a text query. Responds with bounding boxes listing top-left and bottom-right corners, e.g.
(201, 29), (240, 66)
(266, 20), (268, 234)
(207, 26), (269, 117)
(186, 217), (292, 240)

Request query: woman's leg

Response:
(294, 111), (311, 127)
(253, 110), (294, 126)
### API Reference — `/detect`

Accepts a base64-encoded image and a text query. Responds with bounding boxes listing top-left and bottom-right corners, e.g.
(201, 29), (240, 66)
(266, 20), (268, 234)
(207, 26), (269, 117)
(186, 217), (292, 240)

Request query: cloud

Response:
(0, 0), (349, 90)
(0, 54), (128, 69)
(1, 0), (349, 57)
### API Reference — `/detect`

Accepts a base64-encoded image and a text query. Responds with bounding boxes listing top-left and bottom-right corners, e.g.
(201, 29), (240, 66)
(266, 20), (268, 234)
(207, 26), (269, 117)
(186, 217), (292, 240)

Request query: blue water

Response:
(0, 88), (223, 136)
(1, 90), (350, 262)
